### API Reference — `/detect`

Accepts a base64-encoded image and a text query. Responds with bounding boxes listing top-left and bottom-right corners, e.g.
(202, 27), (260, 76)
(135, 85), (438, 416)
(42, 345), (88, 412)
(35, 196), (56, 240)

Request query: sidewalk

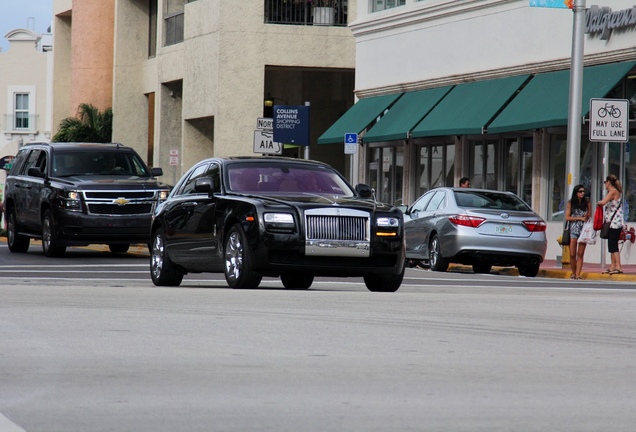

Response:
(450, 259), (636, 282)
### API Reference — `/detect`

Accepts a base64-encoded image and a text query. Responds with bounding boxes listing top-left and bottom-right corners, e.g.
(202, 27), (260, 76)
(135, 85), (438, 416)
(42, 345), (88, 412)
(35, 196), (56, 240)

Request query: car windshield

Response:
(53, 151), (150, 177)
(454, 190), (531, 211)
(226, 162), (354, 197)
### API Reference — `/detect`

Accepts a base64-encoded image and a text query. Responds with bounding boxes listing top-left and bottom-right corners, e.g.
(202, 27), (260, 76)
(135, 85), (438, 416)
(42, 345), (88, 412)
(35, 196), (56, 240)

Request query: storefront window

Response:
(367, 145), (403, 206)
(469, 140), (497, 189)
(414, 141), (454, 199)
(548, 136), (566, 220)
(504, 137), (533, 204)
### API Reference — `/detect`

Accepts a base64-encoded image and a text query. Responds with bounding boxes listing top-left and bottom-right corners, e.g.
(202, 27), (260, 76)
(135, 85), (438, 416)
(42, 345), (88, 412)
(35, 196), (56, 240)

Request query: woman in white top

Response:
(597, 174), (624, 274)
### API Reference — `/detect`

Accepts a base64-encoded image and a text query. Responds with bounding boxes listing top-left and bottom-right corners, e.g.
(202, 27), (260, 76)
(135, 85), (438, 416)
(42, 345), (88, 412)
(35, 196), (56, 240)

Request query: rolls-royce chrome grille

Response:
(304, 208), (370, 257)
(306, 216), (367, 241)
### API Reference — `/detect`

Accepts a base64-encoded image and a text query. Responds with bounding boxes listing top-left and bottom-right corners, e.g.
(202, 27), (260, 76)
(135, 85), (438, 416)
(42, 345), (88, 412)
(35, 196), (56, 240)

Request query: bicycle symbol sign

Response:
(589, 98), (629, 143)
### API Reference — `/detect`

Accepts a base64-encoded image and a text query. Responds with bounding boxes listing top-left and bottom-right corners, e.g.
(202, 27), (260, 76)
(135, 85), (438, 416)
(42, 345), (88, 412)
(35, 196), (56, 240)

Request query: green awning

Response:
(488, 60), (636, 134)
(317, 93), (402, 144)
(362, 86), (452, 143)
(411, 75), (530, 138)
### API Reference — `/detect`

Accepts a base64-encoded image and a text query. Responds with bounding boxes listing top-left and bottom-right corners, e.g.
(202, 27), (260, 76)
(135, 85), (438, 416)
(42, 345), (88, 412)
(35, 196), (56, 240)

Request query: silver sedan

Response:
(402, 188), (547, 277)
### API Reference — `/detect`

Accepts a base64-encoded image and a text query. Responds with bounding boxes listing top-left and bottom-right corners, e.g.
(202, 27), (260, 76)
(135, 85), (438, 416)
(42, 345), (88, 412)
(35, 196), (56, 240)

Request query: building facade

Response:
(0, 28), (53, 211)
(319, 0), (636, 264)
(53, 0), (358, 186)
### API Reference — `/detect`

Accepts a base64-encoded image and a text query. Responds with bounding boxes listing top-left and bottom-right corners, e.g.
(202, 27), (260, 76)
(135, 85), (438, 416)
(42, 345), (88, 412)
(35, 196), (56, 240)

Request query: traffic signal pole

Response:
(565, 0), (586, 190)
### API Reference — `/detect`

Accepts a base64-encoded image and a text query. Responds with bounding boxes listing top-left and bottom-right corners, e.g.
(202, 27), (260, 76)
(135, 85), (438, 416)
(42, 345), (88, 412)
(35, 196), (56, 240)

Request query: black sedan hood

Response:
(255, 193), (396, 212)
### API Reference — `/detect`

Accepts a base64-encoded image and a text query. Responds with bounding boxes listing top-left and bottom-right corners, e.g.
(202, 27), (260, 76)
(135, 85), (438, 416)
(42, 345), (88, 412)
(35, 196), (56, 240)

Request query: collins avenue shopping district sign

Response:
(254, 106), (310, 155)
(589, 98), (629, 142)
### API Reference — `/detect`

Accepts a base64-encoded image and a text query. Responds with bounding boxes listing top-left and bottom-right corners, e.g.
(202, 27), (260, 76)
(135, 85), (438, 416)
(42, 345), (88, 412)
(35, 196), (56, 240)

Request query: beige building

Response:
(52, 0), (357, 184)
(0, 28), (53, 204)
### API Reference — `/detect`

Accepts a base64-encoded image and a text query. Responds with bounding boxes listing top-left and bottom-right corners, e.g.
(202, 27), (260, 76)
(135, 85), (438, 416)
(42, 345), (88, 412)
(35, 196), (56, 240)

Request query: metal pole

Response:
(565, 0), (586, 192)
(601, 141), (609, 270)
(304, 101), (310, 160)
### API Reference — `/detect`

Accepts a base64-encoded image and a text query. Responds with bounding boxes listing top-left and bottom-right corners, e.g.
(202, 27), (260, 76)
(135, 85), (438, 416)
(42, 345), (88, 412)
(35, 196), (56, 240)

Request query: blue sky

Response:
(0, 0), (53, 52)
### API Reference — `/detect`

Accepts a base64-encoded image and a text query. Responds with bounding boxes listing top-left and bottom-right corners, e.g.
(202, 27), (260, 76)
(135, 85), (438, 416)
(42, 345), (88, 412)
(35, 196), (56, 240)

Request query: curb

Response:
(449, 264), (636, 282)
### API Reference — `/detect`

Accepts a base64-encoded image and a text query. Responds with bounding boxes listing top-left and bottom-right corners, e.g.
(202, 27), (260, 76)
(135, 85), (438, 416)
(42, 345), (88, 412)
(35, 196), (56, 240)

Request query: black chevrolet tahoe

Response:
(3, 142), (170, 257)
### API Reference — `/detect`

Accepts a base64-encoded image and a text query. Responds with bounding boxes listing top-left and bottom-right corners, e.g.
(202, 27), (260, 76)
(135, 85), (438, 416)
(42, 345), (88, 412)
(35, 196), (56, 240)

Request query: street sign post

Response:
(589, 98), (629, 142)
(344, 133), (358, 154)
(253, 130), (282, 155)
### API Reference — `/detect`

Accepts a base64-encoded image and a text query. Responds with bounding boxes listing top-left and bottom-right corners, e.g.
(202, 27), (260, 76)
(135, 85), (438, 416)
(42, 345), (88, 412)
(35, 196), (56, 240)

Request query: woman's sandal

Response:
(602, 269), (614, 274)
(609, 269), (623, 275)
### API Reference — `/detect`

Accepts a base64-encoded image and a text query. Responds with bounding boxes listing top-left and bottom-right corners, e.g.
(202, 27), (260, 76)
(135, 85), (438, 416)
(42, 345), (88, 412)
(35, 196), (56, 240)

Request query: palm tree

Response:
(53, 103), (113, 143)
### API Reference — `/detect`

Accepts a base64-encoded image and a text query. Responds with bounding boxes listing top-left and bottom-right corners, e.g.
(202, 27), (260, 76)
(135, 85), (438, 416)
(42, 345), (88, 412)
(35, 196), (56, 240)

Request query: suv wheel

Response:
(42, 210), (66, 257)
(7, 209), (30, 253)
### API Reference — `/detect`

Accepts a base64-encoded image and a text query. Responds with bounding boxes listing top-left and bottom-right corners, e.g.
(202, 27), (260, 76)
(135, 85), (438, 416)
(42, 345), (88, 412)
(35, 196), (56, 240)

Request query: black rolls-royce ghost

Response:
(150, 157), (405, 291)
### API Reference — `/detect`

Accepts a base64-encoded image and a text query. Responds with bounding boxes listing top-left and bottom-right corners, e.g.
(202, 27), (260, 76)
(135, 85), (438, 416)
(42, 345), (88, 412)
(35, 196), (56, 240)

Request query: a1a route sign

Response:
(589, 98), (629, 142)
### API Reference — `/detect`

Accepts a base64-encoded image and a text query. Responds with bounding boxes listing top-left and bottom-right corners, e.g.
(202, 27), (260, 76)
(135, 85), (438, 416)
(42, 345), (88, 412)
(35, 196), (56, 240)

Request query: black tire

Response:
(364, 265), (405, 292)
(429, 234), (449, 272)
(109, 244), (130, 254)
(7, 209), (30, 253)
(281, 273), (314, 290)
(518, 263), (540, 277)
(224, 224), (262, 289)
(42, 210), (66, 257)
(150, 228), (183, 286)
(473, 264), (492, 274)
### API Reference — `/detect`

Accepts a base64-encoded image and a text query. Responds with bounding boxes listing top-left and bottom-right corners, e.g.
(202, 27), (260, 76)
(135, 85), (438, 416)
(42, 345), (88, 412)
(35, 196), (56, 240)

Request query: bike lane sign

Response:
(589, 98), (629, 142)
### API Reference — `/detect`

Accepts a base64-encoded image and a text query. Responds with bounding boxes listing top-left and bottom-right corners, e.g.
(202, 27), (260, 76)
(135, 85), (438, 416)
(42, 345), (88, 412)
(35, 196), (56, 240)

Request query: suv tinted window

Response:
(52, 151), (150, 177)
(9, 149), (30, 176)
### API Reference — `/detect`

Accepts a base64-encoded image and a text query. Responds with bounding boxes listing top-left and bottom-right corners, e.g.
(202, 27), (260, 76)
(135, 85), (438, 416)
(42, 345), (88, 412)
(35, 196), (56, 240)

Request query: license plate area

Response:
(495, 224), (513, 234)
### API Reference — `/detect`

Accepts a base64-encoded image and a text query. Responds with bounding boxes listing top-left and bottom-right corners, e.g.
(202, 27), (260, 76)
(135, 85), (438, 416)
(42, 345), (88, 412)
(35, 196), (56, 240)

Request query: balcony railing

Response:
(265, 0), (348, 26)
(3, 114), (38, 133)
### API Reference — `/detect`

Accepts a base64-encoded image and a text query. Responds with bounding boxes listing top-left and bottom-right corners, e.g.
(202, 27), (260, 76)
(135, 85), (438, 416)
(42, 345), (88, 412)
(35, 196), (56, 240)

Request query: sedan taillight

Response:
(448, 214), (486, 228)
(523, 220), (547, 232)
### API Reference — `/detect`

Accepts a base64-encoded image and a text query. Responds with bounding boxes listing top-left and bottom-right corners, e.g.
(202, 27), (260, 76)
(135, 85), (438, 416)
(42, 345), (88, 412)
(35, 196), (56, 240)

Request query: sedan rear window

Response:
(454, 191), (531, 211)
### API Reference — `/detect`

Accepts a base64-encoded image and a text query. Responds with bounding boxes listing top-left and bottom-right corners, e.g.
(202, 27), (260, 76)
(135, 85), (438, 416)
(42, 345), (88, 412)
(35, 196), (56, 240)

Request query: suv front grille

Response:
(82, 190), (157, 216)
(85, 191), (155, 199)
(88, 203), (154, 215)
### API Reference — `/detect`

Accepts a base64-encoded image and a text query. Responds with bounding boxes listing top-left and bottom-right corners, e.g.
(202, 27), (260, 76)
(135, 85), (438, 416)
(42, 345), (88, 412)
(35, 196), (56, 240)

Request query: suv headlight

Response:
(264, 213), (295, 233)
(158, 189), (170, 201)
(59, 190), (82, 211)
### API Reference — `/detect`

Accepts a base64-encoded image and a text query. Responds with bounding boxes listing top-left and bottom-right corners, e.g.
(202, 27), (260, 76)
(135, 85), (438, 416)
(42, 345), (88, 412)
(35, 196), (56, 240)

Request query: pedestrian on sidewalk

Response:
(566, 184), (591, 279)
(598, 174), (624, 275)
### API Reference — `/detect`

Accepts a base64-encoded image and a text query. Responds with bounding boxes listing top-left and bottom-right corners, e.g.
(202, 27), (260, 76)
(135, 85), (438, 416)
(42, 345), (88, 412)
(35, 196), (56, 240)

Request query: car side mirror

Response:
(194, 177), (215, 194)
(27, 167), (45, 178)
(151, 167), (163, 177)
(355, 183), (373, 199)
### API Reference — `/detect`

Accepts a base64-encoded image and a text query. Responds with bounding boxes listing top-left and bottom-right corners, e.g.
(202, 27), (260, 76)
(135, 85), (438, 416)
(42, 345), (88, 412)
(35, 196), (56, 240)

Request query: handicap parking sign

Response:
(344, 133), (358, 155)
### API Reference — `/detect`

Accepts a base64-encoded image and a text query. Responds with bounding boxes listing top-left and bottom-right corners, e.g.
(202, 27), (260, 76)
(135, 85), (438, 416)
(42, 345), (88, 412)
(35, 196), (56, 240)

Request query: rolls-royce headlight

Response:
(376, 216), (399, 237)
(264, 213), (294, 224)
(264, 213), (295, 233)
(377, 217), (399, 227)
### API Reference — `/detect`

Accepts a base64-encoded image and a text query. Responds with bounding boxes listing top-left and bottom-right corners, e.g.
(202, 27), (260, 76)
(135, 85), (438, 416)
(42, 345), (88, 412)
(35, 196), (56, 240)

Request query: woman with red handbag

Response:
(597, 174), (624, 274)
